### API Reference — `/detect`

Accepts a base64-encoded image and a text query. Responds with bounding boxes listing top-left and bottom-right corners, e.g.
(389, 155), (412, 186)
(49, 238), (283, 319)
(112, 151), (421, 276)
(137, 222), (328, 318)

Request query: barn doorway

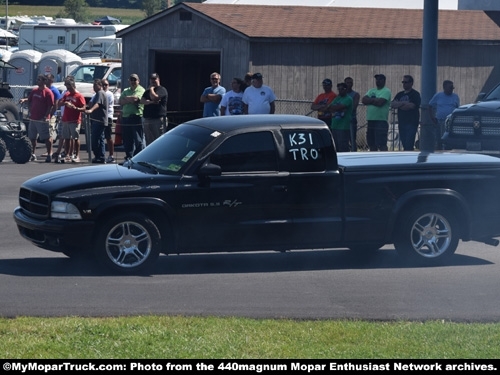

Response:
(153, 51), (222, 127)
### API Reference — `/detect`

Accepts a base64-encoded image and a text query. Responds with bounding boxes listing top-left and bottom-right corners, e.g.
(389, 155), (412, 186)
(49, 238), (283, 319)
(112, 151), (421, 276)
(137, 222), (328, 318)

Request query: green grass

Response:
(0, 5), (145, 25)
(1, 316), (500, 358)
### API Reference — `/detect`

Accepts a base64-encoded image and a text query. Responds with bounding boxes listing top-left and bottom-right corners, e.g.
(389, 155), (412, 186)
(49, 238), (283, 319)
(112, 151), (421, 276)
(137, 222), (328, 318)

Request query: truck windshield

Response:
(484, 84), (500, 101)
(69, 65), (121, 86)
(130, 124), (219, 175)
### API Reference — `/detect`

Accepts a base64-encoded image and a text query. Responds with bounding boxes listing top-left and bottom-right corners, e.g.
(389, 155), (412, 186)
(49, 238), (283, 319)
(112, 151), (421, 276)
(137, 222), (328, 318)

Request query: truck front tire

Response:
(394, 204), (459, 265)
(94, 213), (161, 274)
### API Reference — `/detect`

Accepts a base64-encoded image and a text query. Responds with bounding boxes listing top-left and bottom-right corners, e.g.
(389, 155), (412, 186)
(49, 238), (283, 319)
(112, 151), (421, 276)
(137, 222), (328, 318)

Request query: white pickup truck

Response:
(54, 60), (122, 103)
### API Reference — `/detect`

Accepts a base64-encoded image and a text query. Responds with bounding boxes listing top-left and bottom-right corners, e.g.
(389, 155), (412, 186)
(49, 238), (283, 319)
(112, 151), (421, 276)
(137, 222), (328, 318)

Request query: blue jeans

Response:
(122, 115), (145, 159)
(332, 129), (351, 152)
(398, 123), (419, 151)
(91, 120), (106, 160)
(350, 117), (358, 152)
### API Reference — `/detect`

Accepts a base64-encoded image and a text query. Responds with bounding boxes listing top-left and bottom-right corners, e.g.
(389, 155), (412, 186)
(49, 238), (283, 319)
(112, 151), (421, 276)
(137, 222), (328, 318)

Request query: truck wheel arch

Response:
(393, 203), (461, 265)
(388, 189), (471, 241)
(91, 199), (177, 253)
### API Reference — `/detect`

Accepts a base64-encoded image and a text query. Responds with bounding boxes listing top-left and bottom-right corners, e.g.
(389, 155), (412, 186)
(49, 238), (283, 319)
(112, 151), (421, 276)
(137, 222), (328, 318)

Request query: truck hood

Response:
(454, 100), (500, 114)
(54, 82), (95, 99)
(21, 164), (178, 196)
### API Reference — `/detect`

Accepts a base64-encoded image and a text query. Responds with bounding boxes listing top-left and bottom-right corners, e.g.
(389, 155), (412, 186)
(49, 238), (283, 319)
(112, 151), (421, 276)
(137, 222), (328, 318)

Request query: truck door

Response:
(176, 130), (294, 252)
(282, 128), (343, 247)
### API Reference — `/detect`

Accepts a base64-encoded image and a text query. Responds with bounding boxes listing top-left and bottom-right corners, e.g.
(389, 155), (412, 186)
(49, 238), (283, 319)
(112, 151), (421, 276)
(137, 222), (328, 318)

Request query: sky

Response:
(203, 0), (459, 9)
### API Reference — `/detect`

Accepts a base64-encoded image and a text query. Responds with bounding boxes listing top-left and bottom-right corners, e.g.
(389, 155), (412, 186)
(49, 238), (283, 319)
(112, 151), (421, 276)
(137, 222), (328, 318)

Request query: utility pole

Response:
(4, 0), (8, 30)
(419, 0), (439, 152)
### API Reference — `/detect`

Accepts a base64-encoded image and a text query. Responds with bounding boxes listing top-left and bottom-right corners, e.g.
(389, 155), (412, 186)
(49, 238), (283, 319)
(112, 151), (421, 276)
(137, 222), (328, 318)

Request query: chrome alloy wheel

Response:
(410, 213), (452, 258)
(105, 221), (153, 268)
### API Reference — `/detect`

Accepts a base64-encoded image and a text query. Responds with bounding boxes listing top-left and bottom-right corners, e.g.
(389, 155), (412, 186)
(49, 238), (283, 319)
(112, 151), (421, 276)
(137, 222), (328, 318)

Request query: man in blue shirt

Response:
(429, 80), (460, 149)
(200, 72), (226, 117)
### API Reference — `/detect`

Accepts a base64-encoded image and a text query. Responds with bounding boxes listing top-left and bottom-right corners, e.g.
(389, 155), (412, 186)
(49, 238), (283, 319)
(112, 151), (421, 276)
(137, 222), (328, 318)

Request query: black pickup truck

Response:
(13, 115), (500, 274)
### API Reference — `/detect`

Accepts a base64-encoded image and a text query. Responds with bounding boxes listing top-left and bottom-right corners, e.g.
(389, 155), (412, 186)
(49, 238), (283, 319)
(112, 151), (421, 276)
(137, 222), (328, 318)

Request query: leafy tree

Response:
(60, 0), (90, 23)
(142, 0), (161, 17)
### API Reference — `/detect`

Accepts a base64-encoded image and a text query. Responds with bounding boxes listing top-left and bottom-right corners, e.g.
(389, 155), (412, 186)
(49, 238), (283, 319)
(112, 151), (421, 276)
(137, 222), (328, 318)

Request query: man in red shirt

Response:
(57, 79), (86, 163)
(311, 79), (337, 125)
(21, 74), (55, 162)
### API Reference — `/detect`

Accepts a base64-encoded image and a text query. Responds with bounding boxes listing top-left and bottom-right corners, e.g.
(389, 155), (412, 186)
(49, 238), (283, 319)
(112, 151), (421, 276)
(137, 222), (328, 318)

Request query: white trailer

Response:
(17, 19), (128, 54)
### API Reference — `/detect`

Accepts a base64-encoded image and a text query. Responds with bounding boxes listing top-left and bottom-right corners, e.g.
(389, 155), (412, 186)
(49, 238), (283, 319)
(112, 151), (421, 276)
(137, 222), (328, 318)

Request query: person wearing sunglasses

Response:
(119, 73), (146, 160)
(200, 72), (226, 117)
(391, 75), (421, 151)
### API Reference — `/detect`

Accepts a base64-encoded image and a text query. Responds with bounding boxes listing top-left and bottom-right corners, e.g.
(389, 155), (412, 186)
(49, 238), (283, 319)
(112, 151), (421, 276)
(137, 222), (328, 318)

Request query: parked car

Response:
(442, 83), (500, 151)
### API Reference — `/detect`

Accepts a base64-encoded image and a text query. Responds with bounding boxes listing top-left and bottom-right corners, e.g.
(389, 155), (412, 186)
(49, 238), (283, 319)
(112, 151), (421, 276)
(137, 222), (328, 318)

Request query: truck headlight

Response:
(51, 201), (82, 220)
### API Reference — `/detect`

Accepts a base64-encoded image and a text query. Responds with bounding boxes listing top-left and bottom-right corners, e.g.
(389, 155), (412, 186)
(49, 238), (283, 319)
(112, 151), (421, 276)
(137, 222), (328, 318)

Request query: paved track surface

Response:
(1, 151), (500, 321)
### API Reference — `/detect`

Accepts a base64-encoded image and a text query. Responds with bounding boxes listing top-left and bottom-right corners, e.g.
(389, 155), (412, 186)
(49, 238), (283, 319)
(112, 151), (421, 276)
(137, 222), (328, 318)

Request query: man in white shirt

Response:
(242, 73), (276, 114)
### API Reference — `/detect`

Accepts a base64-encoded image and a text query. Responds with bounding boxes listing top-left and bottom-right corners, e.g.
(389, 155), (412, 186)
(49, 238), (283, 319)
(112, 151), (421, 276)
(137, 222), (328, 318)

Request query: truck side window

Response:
(211, 131), (278, 173)
(283, 130), (326, 172)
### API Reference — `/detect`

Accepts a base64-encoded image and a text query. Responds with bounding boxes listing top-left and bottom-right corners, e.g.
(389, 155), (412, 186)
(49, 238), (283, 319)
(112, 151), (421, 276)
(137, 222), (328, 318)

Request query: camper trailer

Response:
(17, 19), (128, 54)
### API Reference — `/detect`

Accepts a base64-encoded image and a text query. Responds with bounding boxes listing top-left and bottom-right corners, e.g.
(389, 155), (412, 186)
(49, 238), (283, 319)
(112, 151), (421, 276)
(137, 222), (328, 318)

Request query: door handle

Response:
(272, 185), (288, 192)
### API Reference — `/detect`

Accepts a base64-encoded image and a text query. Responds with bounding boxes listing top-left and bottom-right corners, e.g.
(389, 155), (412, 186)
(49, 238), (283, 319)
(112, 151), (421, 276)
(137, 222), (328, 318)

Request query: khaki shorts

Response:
(61, 121), (81, 140)
(28, 119), (51, 142)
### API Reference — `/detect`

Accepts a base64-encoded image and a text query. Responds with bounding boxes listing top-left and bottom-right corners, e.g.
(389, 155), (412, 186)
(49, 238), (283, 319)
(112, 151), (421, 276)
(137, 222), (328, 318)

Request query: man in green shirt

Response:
(361, 74), (392, 151)
(119, 73), (146, 160)
(329, 82), (353, 152)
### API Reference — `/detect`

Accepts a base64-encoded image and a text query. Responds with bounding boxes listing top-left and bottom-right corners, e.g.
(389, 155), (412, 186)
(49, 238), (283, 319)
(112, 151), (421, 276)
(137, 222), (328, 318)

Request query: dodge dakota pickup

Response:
(13, 115), (500, 274)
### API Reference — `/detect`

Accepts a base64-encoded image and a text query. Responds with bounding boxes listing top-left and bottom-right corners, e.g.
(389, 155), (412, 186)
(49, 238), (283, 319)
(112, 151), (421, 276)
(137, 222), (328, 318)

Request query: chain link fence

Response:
(276, 99), (411, 151)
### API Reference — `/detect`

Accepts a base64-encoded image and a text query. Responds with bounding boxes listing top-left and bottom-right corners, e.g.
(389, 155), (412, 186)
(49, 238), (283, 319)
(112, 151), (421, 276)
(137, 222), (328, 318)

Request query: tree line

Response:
(3, 1), (143, 8)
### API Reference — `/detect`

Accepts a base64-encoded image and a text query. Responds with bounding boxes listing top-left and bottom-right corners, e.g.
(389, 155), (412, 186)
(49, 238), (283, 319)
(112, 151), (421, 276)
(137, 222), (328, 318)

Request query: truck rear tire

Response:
(394, 204), (459, 265)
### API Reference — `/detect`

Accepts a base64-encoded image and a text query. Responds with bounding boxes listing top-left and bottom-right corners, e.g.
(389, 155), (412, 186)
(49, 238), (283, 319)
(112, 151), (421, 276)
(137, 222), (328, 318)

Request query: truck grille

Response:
(451, 115), (500, 136)
(19, 187), (50, 217)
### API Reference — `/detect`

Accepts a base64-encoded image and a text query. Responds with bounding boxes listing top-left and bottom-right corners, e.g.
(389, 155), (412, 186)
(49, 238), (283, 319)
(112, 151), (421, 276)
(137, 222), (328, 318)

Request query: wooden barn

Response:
(117, 3), (500, 121)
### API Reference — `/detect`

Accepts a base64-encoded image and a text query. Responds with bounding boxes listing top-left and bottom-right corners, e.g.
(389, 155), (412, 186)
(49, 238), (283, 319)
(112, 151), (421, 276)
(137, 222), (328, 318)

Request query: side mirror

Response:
(476, 92), (486, 102)
(198, 163), (221, 178)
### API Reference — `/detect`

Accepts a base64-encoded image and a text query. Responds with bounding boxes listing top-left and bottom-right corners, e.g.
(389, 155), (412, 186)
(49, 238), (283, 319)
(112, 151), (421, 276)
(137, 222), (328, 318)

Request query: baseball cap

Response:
(322, 79), (333, 86)
(374, 74), (386, 80)
(129, 73), (139, 80)
(150, 73), (159, 79)
(251, 73), (263, 80)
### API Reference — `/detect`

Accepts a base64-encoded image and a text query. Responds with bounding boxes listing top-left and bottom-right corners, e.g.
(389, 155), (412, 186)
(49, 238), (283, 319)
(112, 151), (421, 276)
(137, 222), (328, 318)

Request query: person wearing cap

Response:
(328, 82), (353, 152)
(391, 75), (421, 151)
(119, 73), (146, 160)
(311, 79), (337, 125)
(361, 74), (392, 151)
(200, 72), (226, 117)
(242, 73), (276, 114)
(140, 72), (168, 145)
